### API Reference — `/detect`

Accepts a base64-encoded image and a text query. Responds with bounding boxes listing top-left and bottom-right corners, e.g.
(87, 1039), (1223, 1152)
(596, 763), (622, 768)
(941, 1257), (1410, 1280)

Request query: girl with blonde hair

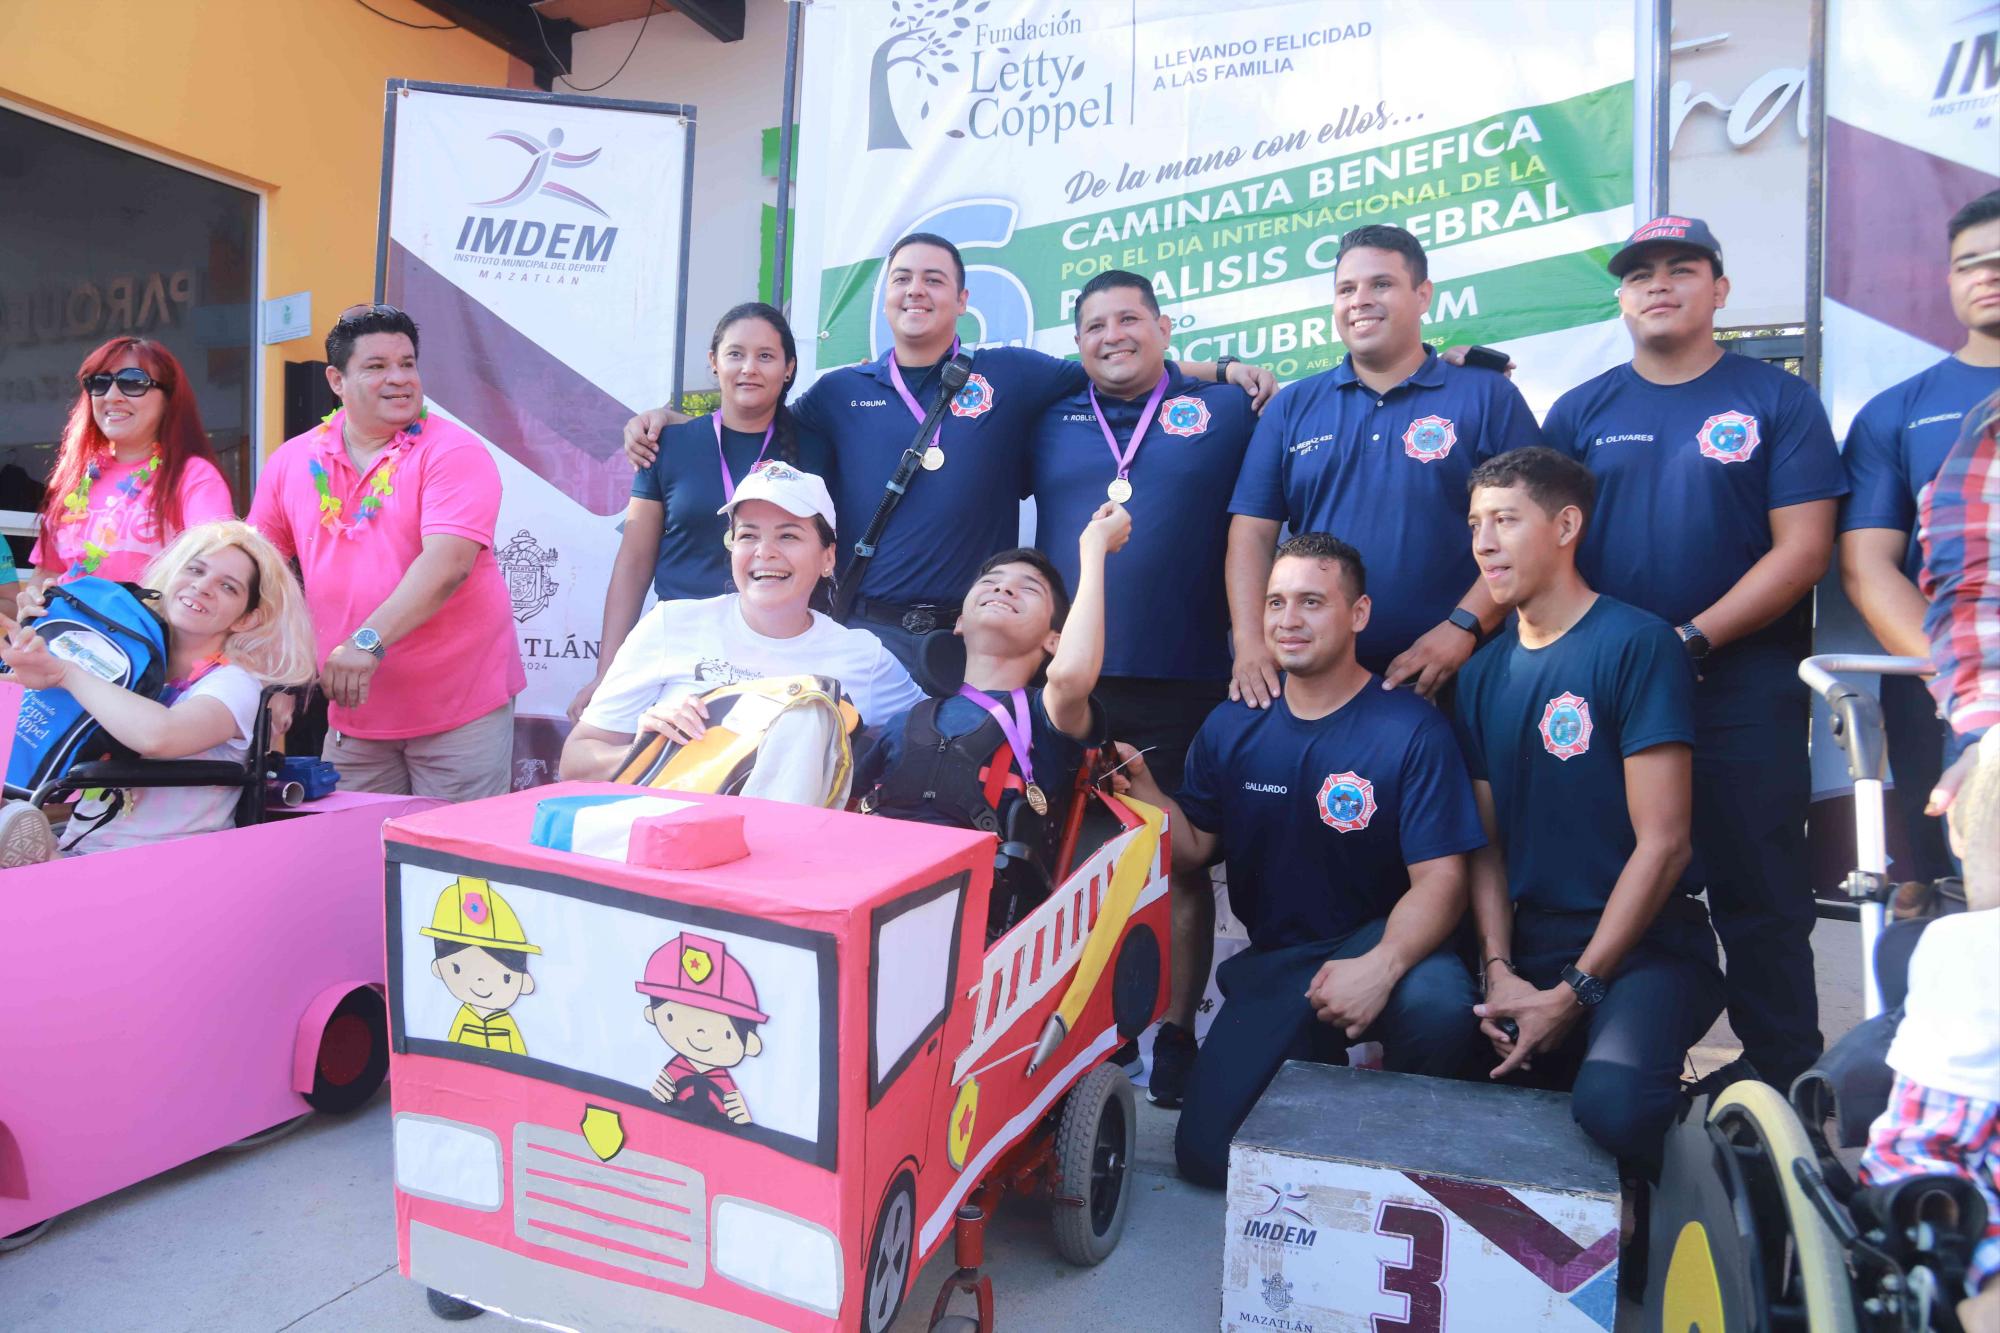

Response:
(0, 520), (316, 862)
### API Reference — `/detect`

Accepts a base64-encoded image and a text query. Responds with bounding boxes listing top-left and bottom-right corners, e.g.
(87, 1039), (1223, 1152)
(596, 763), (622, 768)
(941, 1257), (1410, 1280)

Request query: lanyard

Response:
(887, 336), (962, 460)
(713, 415), (776, 502)
(1087, 371), (1170, 484)
(958, 683), (1036, 789)
(160, 656), (228, 706)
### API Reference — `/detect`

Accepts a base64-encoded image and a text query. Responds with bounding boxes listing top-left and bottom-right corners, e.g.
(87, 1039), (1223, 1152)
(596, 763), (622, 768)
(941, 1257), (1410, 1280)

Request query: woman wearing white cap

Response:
(559, 463), (923, 801)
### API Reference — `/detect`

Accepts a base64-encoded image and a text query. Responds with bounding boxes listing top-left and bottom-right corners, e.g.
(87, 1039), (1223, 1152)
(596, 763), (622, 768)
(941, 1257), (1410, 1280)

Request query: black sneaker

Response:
(1108, 1038), (1143, 1073)
(1147, 1022), (1199, 1108)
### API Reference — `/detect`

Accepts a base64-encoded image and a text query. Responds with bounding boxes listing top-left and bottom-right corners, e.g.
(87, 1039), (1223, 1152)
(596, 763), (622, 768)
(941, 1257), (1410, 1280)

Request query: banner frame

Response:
(372, 77), (698, 407)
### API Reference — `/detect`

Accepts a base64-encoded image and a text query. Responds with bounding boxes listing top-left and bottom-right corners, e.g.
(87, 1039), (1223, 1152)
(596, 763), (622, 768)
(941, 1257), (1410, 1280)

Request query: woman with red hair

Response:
(26, 336), (235, 596)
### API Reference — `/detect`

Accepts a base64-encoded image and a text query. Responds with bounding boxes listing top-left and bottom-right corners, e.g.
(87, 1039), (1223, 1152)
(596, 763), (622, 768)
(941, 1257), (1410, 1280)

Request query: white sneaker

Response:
(0, 802), (55, 869)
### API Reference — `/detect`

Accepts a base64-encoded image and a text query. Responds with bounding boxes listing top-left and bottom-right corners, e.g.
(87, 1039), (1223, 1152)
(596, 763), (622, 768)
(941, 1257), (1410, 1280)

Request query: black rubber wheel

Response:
(863, 1172), (916, 1333)
(0, 1218), (53, 1253)
(1110, 925), (1161, 1039)
(303, 988), (388, 1114)
(1052, 1063), (1136, 1265)
(223, 1113), (312, 1152)
(426, 1287), (485, 1320)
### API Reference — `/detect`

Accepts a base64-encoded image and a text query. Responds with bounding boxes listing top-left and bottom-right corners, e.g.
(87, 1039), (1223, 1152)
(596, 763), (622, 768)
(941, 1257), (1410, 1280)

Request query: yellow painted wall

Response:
(0, 0), (528, 455)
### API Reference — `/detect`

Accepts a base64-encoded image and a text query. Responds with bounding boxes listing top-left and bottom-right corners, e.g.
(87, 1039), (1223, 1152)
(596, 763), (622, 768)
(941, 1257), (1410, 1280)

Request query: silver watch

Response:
(350, 626), (386, 660)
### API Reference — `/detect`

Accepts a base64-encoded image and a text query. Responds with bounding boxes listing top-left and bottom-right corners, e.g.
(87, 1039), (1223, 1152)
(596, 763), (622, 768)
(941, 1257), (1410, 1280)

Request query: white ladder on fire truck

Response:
(951, 819), (1167, 1084)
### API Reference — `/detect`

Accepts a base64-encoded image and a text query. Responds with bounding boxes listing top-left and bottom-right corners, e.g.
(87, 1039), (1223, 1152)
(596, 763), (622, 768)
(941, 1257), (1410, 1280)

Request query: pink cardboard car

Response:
(0, 679), (437, 1246)
(385, 780), (1171, 1331)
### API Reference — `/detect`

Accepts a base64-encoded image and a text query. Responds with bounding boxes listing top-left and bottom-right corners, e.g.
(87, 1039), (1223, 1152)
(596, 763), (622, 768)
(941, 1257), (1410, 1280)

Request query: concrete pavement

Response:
(0, 918), (1866, 1332)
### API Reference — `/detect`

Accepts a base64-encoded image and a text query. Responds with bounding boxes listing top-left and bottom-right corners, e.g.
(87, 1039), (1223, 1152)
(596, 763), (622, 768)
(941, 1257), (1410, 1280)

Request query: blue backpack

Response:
(5, 577), (169, 794)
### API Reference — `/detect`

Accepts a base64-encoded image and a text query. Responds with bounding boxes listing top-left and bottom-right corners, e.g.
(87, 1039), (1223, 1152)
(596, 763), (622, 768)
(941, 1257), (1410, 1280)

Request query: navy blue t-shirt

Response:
(794, 346), (1086, 608)
(1545, 350), (1847, 635)
(1175, 683), (1485, 949)
(1453, 597), (1695, 913)
(1031, 363), (1254, 682)
(632, 414), (833, 601)
(1841, 357), (2000, 576)
(878, 687), (1088, 821)
(1229, 348), (1544, 671)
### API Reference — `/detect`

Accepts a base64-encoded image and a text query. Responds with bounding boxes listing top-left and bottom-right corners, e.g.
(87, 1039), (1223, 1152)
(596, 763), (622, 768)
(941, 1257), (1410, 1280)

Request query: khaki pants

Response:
(325, 701), (515, 802)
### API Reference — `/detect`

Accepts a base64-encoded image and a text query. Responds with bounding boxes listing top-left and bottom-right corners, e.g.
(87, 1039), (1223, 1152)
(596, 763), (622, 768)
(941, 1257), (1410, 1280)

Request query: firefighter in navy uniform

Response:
(1542, 217), (1847, 1091)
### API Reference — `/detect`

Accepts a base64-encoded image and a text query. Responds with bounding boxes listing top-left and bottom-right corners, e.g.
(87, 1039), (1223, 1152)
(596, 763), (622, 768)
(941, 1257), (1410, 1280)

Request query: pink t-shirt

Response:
(248, 411), (524, 740)
(32, 453), (236, 584)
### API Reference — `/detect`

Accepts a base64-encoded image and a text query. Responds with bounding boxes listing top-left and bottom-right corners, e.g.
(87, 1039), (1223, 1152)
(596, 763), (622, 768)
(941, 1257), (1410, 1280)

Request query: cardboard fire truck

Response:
(384, 781), (1171, 1331)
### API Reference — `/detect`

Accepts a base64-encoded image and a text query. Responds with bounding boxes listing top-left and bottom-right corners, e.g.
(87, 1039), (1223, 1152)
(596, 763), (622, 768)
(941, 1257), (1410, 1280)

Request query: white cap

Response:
(716, 459), (838, 532)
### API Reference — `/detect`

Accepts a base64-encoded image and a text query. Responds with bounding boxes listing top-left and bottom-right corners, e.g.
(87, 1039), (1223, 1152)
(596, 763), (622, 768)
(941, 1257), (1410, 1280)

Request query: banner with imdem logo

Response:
(378, 82), (693, 786)
(789, 0), (1639, 414)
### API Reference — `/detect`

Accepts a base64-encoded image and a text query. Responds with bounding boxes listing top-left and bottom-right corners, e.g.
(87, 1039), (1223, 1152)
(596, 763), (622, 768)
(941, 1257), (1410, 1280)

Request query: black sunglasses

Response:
(335, 302), (406, 324)
(82, 368), (160, 398)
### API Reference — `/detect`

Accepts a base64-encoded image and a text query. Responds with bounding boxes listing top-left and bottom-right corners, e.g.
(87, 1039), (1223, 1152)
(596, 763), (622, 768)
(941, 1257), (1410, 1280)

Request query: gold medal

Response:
(1106, 476), (1133, 504)
(1025, 782), (1049, 816)
(922, 445), (946, 471)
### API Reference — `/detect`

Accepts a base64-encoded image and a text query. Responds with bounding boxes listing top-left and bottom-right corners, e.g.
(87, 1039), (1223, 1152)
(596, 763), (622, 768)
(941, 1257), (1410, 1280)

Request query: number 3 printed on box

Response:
(1374, 1200), (1448, 1333)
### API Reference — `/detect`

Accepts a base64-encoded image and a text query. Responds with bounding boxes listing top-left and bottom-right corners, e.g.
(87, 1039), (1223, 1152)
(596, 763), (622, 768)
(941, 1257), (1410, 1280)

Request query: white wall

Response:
(567, 0), (795, 390)
(1668, 0), (1810, 329)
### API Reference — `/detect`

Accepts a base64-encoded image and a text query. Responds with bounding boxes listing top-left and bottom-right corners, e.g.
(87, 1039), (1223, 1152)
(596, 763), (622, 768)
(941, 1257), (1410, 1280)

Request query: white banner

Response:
(790, 0), (1640, 416)
(380, 83), (693, 785)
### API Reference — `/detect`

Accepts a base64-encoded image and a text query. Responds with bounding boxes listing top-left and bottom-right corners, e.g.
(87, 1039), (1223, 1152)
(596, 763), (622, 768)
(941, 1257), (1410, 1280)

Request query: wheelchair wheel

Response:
(1707, 1080), (1858, 1333)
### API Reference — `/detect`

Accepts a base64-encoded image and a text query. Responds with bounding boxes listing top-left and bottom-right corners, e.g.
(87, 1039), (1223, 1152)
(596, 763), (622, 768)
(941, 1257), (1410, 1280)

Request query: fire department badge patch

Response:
(1540, 692), (1594, 760)
(1697, 410), (1760, 463)
(949, 373), (994, 418)
(1403, 415), (1458, 463)
(1159, 395), (1211, 436)
(1316, 771), (1377, 832)
(681, 945), (714, 984)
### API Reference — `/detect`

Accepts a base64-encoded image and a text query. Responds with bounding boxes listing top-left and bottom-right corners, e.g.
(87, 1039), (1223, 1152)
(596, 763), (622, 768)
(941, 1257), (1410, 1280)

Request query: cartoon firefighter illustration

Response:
(637, 931), (767, 1127)
(421, 877), (541, 1056)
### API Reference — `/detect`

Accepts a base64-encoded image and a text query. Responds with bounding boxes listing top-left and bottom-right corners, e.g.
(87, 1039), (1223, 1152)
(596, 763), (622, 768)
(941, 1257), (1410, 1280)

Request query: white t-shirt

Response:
(1886, 910), (2000, 1103)
(581, 594), (925, 734)
(71, 663), (263, 855)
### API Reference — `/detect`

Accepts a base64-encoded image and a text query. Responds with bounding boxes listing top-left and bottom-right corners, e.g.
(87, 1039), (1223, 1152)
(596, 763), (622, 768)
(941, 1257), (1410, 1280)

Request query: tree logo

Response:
(868, 0), (988, 150)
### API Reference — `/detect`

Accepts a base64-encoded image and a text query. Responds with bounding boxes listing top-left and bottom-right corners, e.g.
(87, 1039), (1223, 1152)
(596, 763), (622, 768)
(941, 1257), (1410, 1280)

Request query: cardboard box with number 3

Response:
(1223, 1062), (1620, 1333)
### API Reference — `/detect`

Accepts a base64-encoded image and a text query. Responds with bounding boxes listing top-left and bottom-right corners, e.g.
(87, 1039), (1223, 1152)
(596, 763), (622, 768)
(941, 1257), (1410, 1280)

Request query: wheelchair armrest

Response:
(51, 758), (253, 793)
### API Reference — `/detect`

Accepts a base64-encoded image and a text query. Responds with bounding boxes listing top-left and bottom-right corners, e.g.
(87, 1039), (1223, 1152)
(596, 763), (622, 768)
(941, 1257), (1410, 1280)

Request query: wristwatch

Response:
(1446, 607), (1483, 642)
(1559, 963), (1608, 1007)
(349, 626), (386, 660)
(1676, 622), (1712, 661)
(1215, 354), (1239, 384)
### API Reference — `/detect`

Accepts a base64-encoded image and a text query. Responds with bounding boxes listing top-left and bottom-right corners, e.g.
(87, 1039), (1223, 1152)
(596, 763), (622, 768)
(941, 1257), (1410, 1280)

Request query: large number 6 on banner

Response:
(870, 198), (1034, 355)
(1374, 1200), (1448, 1333)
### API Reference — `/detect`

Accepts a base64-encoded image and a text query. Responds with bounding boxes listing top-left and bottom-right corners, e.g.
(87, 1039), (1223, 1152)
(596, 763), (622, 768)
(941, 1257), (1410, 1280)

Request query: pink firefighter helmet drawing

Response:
(635, 931), (769, 1024)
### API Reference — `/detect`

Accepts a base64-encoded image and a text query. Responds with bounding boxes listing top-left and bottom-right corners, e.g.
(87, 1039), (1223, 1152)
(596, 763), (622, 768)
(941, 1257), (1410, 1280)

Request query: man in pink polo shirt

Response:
(249, 304), (523, 800)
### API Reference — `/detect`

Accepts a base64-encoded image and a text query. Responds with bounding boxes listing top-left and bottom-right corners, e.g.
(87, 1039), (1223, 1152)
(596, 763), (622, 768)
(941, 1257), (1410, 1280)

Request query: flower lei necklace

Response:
(61, 448), (164, 578)
(309, 406), (424, 538)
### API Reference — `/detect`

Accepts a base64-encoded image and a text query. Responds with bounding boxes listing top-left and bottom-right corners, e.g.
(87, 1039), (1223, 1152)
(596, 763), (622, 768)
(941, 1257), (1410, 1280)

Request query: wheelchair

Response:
(1638, 655), (1989, 1333)
(7, 682), (300, 838)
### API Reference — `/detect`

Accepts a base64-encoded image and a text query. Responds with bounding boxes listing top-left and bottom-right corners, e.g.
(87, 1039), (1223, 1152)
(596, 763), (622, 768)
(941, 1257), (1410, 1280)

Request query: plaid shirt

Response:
(1860, 1072), (2000, 1293)
(1920, 389), (2000, 740)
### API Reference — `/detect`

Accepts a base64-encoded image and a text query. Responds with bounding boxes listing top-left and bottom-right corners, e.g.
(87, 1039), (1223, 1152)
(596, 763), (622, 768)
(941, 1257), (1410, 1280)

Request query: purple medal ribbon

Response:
(957, 684), (1036, 790)
(1088, 371), (1170, 486)
(887, 336), (962, 457)
(714, 415), (776, 502)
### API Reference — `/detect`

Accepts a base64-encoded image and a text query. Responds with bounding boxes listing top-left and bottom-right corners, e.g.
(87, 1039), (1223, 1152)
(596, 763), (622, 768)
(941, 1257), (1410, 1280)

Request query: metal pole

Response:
(1804, 0), (1829, 389)
(1651, 0), (1672, 215)
(772, 0), (803, 311)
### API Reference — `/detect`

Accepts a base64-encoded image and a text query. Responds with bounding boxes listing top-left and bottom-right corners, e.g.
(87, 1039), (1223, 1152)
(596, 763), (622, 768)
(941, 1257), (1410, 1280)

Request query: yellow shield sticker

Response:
(947, 1078), (979, 1170)
(681, 946), (714, 984)
(581, 1105), (626, 1162)
(1662, 1221), (1726, 1332)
